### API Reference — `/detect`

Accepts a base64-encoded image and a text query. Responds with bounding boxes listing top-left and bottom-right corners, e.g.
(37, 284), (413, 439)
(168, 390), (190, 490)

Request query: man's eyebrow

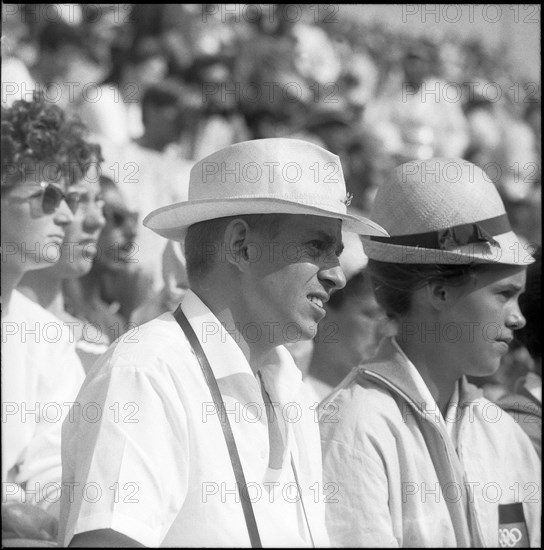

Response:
(307, 230), (344, 254)
(307, 230), (336, 243)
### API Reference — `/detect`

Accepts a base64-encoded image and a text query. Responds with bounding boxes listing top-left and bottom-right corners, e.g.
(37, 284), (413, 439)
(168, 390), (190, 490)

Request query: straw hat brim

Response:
(143, 197), (389, 241)
(362, 230), (535, 266)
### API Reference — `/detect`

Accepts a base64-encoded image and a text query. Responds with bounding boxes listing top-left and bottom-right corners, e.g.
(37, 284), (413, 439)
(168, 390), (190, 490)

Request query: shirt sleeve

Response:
(60, 357), (190, 548)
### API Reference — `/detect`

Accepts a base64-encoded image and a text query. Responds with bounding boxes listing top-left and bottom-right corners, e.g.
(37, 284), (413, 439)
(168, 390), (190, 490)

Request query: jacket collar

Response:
(357, 336), (483, 417)
(357, 336), (433, 413)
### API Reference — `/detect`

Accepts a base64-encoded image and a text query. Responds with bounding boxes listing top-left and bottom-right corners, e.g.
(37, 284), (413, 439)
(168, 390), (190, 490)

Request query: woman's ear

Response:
(222, 218), (252, 272)
(426, 281), (462, 311)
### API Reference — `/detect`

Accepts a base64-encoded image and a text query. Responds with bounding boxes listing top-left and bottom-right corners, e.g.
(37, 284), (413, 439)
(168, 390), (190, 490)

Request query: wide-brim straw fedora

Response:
(143, 138), (388, 240)
(362, 158), (535, 265)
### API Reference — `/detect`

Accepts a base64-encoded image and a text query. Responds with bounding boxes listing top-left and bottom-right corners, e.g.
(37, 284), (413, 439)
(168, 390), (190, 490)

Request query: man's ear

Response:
(222, 218), (252, 272)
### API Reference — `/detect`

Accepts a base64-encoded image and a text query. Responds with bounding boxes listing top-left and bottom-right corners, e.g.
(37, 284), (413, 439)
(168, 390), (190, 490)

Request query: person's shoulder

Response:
(87, 311), (191, 376)
(461, 392), (542, 470)
(118, 310), (189, 352)
(320, 365), (403, 434)
(497, 390), (542, 417)
(10, 290), (58, 323)
(7, 290), (77, 350)
(470, 391), (540, 441)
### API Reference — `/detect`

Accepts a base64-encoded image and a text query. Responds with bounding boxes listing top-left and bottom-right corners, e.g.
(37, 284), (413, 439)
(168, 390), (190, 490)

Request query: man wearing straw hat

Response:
(58, 138), (387, 547)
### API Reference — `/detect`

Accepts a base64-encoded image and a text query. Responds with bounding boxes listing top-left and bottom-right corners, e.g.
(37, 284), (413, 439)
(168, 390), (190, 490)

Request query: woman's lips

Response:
(494, 340), (510, 354)
(48, 234), (65, 245)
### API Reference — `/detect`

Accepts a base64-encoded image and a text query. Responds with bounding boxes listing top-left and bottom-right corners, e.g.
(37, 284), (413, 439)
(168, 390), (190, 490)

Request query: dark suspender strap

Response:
(173, 306), (262, 548)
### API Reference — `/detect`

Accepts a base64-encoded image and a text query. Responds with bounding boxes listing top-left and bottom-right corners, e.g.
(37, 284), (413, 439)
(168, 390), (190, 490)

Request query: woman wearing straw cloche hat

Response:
(320, 158), (541, 547)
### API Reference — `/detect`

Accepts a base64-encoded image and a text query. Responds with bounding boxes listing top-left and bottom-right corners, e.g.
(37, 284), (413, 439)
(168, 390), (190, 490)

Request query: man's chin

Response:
(300, 322), (319, 342)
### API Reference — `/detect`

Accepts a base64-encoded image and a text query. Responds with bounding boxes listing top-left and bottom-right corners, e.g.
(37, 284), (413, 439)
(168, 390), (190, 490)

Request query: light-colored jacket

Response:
(320, 337), (541, 547)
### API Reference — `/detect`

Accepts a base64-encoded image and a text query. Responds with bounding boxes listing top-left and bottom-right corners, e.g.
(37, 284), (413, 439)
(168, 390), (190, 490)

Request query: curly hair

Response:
(1, 93), (102, 191)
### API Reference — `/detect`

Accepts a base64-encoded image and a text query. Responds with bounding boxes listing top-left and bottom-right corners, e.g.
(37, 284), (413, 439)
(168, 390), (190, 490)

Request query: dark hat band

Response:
(370, 214), (511, 251)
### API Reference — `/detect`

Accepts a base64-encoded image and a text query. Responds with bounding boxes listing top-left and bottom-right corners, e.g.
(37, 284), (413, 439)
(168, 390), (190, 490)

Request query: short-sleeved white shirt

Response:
(59, 290), (329, 547)
(2, 290), (85, 507)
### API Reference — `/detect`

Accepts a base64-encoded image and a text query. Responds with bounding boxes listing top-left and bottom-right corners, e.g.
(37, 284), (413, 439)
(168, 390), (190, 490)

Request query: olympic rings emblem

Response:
(499, 527), (523, 547)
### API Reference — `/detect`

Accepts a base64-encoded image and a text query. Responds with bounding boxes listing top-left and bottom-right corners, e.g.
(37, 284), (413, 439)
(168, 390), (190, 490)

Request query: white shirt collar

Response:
(181, 289), (254, 380)
(180, 289), (302, 404)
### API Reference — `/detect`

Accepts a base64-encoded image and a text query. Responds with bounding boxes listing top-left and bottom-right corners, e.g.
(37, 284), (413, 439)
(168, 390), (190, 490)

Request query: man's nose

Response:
(318, 263), (347, 291)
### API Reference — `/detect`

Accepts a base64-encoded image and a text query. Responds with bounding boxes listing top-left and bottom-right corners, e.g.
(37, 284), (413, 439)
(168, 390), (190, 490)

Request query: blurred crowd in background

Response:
(2, 3), (541, 403)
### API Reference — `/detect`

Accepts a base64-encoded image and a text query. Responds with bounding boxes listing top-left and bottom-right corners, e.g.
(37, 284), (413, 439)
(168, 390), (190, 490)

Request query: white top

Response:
(59, 290), (329, 547)
(1, 290), (85, 507)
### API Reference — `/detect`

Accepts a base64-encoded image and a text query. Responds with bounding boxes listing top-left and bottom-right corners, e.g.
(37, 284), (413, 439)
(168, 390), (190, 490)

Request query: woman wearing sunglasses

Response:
(320, 159), (541, 547)
(1, 94), (101, 545)
(18, 164), (110, 374)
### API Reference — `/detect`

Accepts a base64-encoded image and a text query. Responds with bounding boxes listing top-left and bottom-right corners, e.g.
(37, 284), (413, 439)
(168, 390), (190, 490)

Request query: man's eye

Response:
(308, 240), (324, 250)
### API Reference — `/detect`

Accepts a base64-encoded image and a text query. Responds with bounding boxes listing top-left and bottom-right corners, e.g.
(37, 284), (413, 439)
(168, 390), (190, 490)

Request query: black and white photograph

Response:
(1, 4), (541, 547)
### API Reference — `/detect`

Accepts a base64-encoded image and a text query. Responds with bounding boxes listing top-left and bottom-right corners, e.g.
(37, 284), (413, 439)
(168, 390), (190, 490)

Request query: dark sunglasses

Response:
(33, 181), (81, 214)
(102, 204), (139, 228)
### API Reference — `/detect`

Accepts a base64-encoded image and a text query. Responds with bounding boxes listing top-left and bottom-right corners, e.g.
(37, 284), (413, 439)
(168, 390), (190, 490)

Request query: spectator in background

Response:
(464, 92), (540, 243)
(130, 239), (190, 327)
(118, 36), (169, 141)
(524, 100), (541, 169)
(463, 95), (502, 166)
(498, 245), (542, 458)
(98, 79), (194, 300)
(33, 20), (129, 148)
(298, 109), (354, 156)
(306, 230), (387, 402)
(63, 175), (140, 344)
(18, 164), (109, 374)
(362, 42), (469, 163)
(33, 20), (105, 108)
(1, 4), (38, 107)
(187, 53), (252, 160)
(135, 77), (201, 157)
(234, 30), (307, 143)
(1, 94), (97, 543)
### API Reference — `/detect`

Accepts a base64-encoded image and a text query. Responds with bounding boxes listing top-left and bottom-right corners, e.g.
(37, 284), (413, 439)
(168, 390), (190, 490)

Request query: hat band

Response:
(370, 214), (511, 251)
